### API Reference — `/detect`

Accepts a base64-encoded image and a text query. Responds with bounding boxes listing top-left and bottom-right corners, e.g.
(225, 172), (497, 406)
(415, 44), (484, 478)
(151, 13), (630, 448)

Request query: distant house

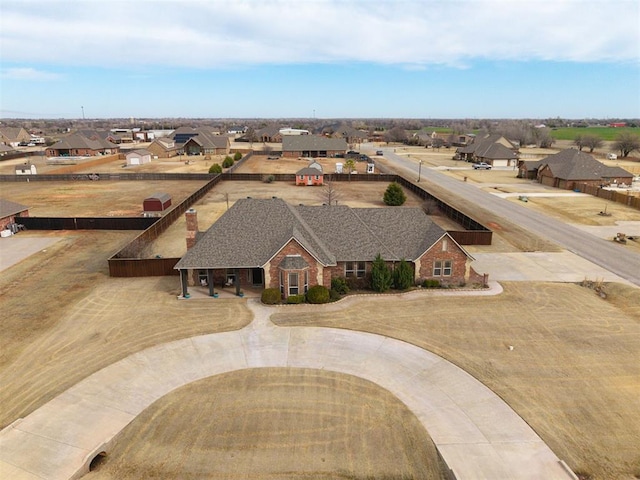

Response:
(45, 134), (119, 157)
(172, 127), (230, 155)
(143, 193), (172, 215)
(147, 137), (180, 158)
(78, 129), (122, 144)
(519, 149), (633, 189)
(0, 144), (15, 157)
(282, 136), (348, 158)
(254, 125), (283, 143)
(0, 199), (29, 231)
(174, 198), (478, 299)
(332, 125), (368, 145)
(0, 127), (31, 147)
(15, 162), (37, 175)
(609, 122), (627, 128)
(456, 134), (519, 167)
(126, 149), (152, 166)
(296, 161), (324, 186)
(279, 128), (310, 136)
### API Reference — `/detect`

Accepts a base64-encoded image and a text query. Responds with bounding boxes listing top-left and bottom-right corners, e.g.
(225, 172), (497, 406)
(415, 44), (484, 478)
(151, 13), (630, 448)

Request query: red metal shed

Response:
(143, 193), (172, 213)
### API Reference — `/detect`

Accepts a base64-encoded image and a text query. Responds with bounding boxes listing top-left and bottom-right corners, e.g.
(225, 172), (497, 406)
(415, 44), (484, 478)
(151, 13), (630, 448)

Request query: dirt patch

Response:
(85, 368), (447, 480)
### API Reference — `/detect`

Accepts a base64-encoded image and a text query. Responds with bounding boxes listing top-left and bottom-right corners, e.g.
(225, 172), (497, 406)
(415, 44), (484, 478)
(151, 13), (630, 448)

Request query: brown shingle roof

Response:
(283, 136), (348, 152)
(0, 199), (29, 218)
(535, 149), (633, 180)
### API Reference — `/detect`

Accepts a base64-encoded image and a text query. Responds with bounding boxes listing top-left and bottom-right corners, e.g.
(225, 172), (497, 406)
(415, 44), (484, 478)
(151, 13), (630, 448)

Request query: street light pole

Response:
(418, 160), (423, 182)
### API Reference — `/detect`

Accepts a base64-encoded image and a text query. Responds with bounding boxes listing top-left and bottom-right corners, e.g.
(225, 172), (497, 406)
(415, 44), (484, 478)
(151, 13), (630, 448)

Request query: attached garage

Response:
(143, 193), (172, 215)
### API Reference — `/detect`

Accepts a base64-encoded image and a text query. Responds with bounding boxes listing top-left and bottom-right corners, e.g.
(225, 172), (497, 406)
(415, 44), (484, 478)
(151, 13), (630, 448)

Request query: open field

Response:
(550, 126), (640, 142)
(86, 368), (446, 480)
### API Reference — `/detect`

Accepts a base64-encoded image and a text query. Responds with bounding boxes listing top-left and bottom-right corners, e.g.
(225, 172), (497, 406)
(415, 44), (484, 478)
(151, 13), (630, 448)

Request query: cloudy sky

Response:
(1, 0), (639, 119)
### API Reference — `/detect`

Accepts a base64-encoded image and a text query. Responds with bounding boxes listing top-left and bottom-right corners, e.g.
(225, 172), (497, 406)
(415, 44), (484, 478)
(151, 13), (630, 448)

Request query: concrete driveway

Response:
(0, 293), (575, 480)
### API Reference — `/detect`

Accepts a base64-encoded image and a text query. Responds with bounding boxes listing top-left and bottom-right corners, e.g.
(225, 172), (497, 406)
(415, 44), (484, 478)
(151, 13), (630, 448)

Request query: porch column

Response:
(207, 269), (215, 296)
(234, 268), (241, 296)
(180, 269), (189, 298)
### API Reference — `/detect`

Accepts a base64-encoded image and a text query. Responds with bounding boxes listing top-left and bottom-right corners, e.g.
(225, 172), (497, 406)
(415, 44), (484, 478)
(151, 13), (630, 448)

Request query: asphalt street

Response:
(381, 149), (640, 287)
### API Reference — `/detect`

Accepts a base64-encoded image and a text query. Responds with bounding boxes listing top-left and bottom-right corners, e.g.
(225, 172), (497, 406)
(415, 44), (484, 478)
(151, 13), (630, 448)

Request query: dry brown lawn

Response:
(270, 282), (640, 480)
(85, 368), (446, 480)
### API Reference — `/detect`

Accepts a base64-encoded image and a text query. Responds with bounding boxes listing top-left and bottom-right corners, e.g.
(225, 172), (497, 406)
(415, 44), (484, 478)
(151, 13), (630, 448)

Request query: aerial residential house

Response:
(282, 136), (348, 158)
(332, 125), (369, 145)
(254, 125), (283, 143)
(174, 198), (477, 299)
(172, 127), (231, 155)
(125, 149), (152, 166)
(78, 129), (122, 144)
(0, 127), (31, 147)
(0, 199), (29, 231)
(456, 134), (519, 167)
(45, 134), (120, 157)
(147, 137), (180, 158)
(519, 148), (633, 189)
(296, 160), (324, 186)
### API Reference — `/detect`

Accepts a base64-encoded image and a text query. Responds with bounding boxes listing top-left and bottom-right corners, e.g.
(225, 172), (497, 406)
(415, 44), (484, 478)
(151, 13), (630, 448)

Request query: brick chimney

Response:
(185, 208), (198, 249)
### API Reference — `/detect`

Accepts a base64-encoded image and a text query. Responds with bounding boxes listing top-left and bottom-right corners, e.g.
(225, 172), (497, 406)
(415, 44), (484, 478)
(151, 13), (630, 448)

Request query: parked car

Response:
(472, 162), (492, 170)
(376, 150), (384, 156)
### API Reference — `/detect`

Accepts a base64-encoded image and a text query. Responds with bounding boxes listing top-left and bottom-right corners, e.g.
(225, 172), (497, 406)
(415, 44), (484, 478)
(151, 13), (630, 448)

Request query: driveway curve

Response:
(0, 294), (575, 480)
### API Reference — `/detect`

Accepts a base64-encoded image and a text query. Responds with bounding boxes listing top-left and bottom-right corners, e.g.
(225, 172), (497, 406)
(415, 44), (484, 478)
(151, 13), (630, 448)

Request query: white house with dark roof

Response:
(174, 198), (477, 298)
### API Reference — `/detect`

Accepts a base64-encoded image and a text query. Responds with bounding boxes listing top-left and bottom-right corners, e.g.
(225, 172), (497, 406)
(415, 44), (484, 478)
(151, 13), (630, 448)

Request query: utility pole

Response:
(418, 160), (423, 182)
(81, 106), (85, 120)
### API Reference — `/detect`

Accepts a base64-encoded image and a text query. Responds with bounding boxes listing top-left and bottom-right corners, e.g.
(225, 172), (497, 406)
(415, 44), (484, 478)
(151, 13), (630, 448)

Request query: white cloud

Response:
(0, 67), (62, 81)
(0, 0), (638, 69)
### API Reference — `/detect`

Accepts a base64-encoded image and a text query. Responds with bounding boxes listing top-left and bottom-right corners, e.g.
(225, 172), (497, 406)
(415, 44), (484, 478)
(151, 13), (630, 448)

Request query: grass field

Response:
(550, 127), (639, 141)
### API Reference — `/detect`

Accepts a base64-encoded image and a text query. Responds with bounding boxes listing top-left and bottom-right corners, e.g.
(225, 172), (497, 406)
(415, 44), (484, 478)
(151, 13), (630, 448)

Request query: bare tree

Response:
(582, 134), (603, 153)
(573, 134), (584, 151)
(613, 132), (640, 157)
(534, 128), (555, 148)
(319, 177), (341, 206)
(384, 126), (407, 144)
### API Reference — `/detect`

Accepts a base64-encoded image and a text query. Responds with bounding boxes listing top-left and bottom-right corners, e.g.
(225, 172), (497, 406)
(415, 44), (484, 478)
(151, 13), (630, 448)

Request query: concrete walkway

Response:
(0, 288), (576, 480)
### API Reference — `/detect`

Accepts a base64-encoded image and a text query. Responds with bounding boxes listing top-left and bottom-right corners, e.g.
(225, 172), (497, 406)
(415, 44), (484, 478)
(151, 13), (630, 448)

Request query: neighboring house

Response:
(282, 136), (348, 158)
(45, 134), (119, 157)
(143, 193), (172, 215)
(78, 129), (122, 144)
(0, 199), (29, 231)
(519, 148), (633, 189)
(15, 162), (37, 175)
(456, 134), (519, 167)
(254, 125), (283, 143)
(174, 198), (476, 299)
(332, 125), (368, 145)
(0, 144), (15, 157)
(0, 127), (31, 147)
(172, 127), (231, 155)
(125, 149), (152, 166)
(147, 137), (180, 158)
(296, 161), (324, 186)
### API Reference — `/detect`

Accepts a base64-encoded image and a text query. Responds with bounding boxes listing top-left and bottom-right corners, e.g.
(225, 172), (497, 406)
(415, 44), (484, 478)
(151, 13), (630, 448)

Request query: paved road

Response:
(380, 148), (640, 287)
(0, 294), (575, 480)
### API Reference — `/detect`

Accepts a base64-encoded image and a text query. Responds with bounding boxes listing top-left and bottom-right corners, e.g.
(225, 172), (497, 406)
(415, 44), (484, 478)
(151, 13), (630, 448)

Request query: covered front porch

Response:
(178, 267), (265, 299)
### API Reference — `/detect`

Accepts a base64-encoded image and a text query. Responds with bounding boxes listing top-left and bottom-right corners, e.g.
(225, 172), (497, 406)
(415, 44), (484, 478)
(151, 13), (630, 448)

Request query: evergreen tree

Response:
(393, 259), (413, 290)
(370, 254), (392, 292)
(383, 182), (406, 206)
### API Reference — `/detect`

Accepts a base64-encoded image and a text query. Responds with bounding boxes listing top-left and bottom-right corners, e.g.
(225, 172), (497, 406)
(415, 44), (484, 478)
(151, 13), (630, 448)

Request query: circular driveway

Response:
(0, 295), (575, 480)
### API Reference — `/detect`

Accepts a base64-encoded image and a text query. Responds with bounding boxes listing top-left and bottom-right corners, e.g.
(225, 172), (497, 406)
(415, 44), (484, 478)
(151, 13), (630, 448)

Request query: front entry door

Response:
(251, 268), (264, 286)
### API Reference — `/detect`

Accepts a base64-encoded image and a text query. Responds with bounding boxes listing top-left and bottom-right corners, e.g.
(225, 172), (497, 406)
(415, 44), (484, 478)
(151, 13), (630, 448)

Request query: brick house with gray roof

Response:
(519, 148), (633, 189)
(456, 134), (518, 167)
(174, 198), (475, 299)
(45, 134), (119, 157)
(282, 136), (348, 158)
(0, 199), (29, 231)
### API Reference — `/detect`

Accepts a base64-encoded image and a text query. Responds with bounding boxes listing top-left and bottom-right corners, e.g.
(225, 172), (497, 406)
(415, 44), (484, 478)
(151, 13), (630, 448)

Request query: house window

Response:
(279, 271), (284, 294)
(345, 261), (366, 278)
(433, 260), (452, 276)
(289, 272), (299, 296)
(304, 270), (309, 293)
(299, 175), (304, 180)
(442, 238), (448, 252)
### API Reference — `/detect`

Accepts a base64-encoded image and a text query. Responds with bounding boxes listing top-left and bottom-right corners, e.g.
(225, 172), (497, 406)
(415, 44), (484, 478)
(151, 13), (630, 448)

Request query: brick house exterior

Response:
(0, 199), (29, 231)
(521, 149), (633, 189)
(282, 136), (347, 158)
(46, 134), (119, 157)
(174, 198), (476, 299)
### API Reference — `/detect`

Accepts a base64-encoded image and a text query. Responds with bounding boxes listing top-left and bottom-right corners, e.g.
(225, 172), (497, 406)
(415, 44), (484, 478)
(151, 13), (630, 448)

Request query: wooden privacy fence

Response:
(18, 217), (157, 230)
(575, 183), (640, 210)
